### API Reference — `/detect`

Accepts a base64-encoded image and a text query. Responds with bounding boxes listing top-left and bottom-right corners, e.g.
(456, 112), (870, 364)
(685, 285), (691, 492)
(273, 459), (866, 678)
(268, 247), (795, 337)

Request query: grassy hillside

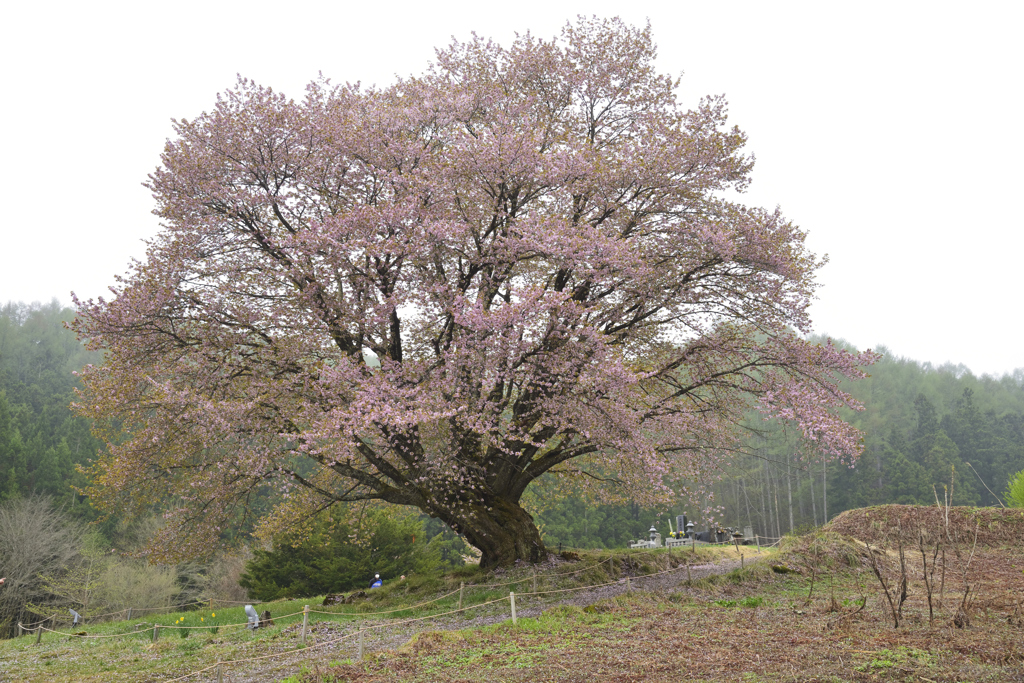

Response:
(3, 509), (1023, 682)
(305, 509), (1024, 682)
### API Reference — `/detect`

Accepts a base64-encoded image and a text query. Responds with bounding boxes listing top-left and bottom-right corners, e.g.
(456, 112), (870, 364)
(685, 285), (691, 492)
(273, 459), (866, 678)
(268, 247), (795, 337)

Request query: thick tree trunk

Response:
(432, 496), (546, 569)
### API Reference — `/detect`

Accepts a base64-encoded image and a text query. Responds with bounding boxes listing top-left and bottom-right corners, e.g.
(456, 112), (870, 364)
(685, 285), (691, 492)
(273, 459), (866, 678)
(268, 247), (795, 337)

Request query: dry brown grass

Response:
(295, 507), (1024, 683)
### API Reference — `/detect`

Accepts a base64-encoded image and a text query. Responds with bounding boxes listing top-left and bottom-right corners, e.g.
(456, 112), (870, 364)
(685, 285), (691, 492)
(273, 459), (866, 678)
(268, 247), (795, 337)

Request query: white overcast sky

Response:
(2, 1), (1021, 377)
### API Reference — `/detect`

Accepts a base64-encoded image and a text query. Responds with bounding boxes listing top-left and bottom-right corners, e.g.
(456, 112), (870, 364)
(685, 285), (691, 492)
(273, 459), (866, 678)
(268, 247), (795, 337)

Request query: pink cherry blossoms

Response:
(72, 17), (876, 567)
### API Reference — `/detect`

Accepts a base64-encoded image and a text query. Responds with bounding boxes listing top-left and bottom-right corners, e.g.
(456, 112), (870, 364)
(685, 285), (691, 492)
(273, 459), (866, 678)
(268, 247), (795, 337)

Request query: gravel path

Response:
(207, 556), (752, 683)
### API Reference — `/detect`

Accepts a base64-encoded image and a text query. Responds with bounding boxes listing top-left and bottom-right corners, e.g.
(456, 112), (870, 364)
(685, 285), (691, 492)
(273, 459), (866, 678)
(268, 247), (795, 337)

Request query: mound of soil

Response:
(826, 505), (1024, 547)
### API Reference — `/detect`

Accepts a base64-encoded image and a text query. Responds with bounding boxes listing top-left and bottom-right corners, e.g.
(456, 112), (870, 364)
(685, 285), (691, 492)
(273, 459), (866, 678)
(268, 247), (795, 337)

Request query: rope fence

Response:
(23, 544), (745, 634)
(15, 545), (769, 683)
(161, 552), (756, 682)
(16, 539), (771, 638)
(16, 538), (772, 632)
(15, 597), (266, 633)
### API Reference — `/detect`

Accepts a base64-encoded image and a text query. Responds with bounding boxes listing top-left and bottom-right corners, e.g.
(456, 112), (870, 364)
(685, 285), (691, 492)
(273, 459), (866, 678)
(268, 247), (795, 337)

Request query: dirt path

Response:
(212, 557), (749, 683)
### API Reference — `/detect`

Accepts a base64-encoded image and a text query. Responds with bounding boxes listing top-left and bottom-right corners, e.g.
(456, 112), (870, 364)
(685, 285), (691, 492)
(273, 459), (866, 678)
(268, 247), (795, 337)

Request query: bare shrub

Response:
(867, 526), (909, 628)
(0, 497), (82, 636)
(92, 560), (179, 616)
(200, 550), (252, 604)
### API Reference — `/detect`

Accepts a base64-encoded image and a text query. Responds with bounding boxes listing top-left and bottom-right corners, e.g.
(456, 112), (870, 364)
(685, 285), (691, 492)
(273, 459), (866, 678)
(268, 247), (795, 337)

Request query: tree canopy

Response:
(73, 17), (876, 567)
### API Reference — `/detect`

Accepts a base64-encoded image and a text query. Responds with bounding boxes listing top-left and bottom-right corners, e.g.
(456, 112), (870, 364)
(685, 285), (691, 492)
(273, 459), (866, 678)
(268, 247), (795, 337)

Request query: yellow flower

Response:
(201, 617), (204, 622)
(211, 613), (216, 618)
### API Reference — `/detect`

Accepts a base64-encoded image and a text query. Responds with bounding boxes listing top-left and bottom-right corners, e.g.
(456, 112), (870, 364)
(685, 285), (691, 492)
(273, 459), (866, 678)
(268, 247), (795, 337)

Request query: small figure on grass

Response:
(244, 604), (260, 629)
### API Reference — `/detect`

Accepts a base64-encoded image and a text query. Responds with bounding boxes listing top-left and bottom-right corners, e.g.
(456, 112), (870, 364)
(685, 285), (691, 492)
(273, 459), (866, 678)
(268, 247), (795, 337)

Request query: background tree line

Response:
(0, 301), (103, 508)
(533, 341), (1024, 547)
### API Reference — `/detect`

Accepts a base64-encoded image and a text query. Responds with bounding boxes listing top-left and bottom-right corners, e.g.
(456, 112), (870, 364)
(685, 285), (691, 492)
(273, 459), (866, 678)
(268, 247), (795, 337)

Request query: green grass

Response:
(0, 544), (771, 682)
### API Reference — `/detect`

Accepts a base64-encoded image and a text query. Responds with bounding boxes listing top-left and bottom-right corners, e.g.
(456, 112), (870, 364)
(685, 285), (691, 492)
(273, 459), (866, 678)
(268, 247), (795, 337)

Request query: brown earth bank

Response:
(825, 504), (1024, 548)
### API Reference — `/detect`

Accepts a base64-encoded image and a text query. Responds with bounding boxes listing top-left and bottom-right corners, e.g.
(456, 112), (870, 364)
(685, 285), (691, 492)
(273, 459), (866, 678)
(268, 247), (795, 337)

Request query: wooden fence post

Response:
(35, 625), (43, 645)
(152, 625), (159, 643)
(458, 582), (464, 613)
(532, 567), (537, 594)
(358, 628), (364, 660)
(126, 607), (132, 622)
(510, 592), (517, 626)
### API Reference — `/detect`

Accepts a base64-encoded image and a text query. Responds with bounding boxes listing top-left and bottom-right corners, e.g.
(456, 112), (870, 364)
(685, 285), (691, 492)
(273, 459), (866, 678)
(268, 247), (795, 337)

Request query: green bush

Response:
(1005, 469), (1024, 508)
(239, 507), (464, 600)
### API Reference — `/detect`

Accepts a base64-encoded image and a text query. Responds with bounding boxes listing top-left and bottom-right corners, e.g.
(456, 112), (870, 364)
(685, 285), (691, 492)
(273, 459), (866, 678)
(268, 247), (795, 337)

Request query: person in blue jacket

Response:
(370, 574), (383, 588)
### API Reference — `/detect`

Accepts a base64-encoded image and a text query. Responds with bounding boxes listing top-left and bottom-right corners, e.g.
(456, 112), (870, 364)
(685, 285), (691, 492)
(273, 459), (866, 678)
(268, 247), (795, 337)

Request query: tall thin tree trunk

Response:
(772, 465), (782, 539)
(822, 459), (828, 523)
(809, 462), (819, 527)
(762, 456), (773, 539)
(741, 477), (754, 528)
(786, 451), (794, 534)
(798, 476), (806, 522)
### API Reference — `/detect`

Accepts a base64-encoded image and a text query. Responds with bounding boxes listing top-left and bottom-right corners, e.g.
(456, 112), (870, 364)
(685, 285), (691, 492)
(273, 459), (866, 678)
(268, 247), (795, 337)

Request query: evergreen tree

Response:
(239, 508), (460, 600)
(1005, 469), (1024, 508)
(0, 391), (26, 501)
(35, 439), (73, 500)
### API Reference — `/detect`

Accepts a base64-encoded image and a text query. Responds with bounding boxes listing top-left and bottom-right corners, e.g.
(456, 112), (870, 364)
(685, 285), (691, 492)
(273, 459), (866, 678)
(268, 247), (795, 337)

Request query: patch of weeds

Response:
(542, 604), (584, 619)
(178, 638), (202, 654)
(740, 596), (764, 608)
(714, 599), (738, 608)
(854, 646), (935, 672)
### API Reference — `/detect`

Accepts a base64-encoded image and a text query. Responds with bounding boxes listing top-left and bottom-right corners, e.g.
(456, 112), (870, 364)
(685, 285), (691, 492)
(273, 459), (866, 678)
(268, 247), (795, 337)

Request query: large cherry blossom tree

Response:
(73, 18), (877, 568)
